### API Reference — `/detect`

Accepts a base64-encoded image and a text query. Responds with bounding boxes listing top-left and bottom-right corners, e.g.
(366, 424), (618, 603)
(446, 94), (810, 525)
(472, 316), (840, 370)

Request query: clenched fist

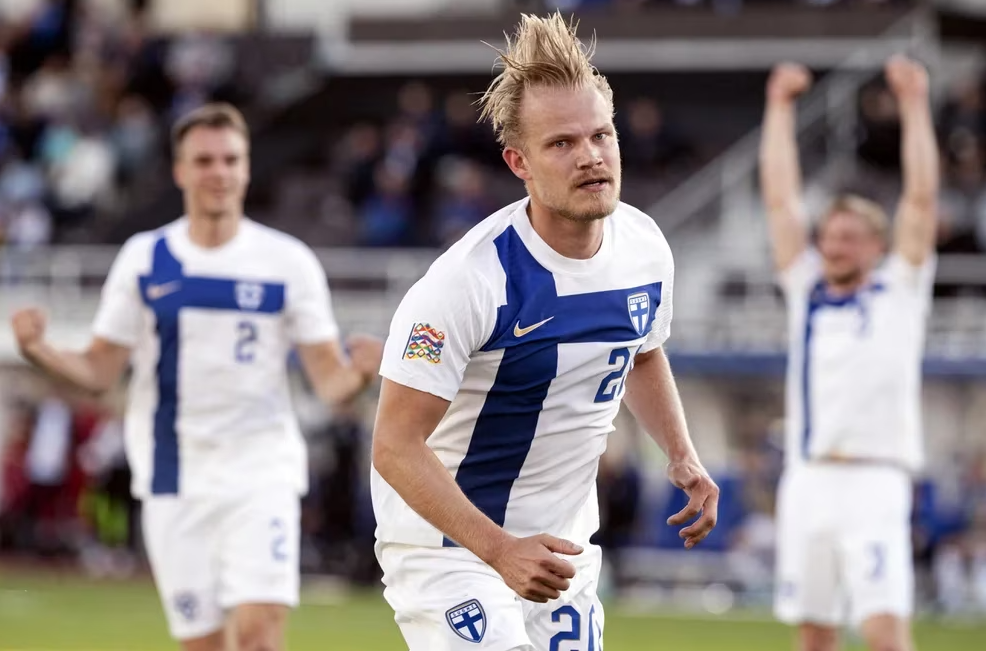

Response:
(767, 63), (812, 103)
(885, 54), (929, 102)
(11, 307), (47, 355)
(346, 333), (383, 380)
(486, 533), (582, 603)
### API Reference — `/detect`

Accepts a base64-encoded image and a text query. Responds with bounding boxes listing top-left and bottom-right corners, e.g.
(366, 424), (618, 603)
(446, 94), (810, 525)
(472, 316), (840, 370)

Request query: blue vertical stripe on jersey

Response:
(445, 225), (662, 546)
(138, 236), (286, 495)
(800, 281), (886, 459)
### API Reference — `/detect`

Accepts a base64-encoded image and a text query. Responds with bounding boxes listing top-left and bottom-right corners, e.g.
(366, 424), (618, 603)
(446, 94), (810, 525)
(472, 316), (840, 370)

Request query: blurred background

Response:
(1, 0), (986, 649)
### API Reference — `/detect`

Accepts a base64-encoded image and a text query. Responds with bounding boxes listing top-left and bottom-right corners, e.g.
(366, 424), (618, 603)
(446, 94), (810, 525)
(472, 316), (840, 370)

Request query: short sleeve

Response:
(778, 248), (823, 299)
(379, 269), (496, 402)
(92, 238), (145, 347)
(883, 252), (936, 311)
(286, 247), (340, 345)
(639, 262), (674, 355)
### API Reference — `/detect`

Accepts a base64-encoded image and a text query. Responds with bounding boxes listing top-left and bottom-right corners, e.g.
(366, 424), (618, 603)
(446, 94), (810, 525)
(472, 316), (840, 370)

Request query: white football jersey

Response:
(372, 198), (674, 548)
(780, 250), (935, 472)
(92, 218), (339, 498)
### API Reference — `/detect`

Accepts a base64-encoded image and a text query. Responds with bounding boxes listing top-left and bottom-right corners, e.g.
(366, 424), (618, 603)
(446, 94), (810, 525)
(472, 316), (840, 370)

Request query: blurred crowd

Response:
(0, 0), (241, 251)
(313, 82), (694, 249)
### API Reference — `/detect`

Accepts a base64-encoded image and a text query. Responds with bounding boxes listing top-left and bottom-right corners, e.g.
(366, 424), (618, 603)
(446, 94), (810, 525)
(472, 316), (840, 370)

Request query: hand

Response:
(486, 533), (582, 603)
(11, 307), (47, 356)
(767, 63), (812, 103)
(885, 54), (929, 102)
(346, 333), (383, 381)
(666, 460), (719, 549)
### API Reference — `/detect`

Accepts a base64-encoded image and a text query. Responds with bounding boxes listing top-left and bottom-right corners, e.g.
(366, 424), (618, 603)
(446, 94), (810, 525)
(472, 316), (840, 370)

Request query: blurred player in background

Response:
(10, 103), (382, 651)
(371, 13), (719, 651)
(760, 56), (938, 651)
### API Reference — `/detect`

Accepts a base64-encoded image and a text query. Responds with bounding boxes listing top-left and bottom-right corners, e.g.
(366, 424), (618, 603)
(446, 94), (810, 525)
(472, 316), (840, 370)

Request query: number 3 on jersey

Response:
(594, 346), (638, 403)
(236, 321), (258, 363)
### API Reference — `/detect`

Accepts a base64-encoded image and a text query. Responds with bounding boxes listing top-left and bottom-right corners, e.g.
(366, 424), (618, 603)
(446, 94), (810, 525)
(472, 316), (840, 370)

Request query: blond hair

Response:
(821, 194), (890, 242)
(478, 12), (614, 148)
(171, 102), (249, 154)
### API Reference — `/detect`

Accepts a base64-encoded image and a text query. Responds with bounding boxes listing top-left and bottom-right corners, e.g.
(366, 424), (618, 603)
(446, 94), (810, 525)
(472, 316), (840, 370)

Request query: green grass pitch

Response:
(1, 573), (984, 650)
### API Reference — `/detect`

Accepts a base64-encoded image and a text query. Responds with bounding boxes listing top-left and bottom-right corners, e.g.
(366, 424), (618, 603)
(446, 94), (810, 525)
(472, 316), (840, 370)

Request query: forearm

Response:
(623, 349), (701, 466)
(759, 99), (804, 216)
(21, 342), (117, 395)
(373, 435), (510, 561)
(898, 98), (939, 207)
(314, 365), (367, 405)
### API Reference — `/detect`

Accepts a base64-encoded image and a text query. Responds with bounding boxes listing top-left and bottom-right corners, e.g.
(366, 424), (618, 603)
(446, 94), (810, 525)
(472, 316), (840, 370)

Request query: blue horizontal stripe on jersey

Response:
(138, 235), (286, 495)
(445, 225), (662, 546)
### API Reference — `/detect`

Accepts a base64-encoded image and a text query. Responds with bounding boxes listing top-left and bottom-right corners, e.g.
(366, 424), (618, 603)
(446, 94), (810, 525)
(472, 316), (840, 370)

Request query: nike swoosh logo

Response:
(513, 316), (554, 338)
(147, 280), (182, 300)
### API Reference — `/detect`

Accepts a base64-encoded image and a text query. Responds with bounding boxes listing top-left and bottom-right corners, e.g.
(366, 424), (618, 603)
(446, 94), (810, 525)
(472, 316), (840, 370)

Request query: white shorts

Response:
(377, 542), (604, 651)
(141, 489), (300, 640)
(774, 463), (913, 628)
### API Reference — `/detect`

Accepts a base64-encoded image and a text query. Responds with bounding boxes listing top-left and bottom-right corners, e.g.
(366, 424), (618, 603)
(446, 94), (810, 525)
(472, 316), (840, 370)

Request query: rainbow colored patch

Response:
(403, 323), (446, 364)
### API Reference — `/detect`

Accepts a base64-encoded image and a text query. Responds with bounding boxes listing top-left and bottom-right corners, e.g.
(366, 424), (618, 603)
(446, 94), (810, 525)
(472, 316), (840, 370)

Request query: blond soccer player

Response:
(761, 57), (939, 651)
(370, 13), (719, 651)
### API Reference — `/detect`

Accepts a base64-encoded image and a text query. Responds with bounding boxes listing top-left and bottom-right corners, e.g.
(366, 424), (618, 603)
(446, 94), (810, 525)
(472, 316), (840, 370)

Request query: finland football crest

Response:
(628, 292), (650, 336)
(235, 281), (264, 311)
(446, 599), (486, 643)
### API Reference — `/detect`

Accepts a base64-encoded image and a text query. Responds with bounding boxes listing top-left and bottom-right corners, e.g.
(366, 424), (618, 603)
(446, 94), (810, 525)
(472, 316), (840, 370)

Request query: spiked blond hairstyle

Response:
(478, 13), (614, 148)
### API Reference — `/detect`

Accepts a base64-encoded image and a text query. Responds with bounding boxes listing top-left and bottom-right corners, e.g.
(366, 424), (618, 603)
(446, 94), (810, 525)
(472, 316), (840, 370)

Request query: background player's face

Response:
(507, 85), (621, 223)
(817, 210), (884, 286)
(173, 126), (250, 219)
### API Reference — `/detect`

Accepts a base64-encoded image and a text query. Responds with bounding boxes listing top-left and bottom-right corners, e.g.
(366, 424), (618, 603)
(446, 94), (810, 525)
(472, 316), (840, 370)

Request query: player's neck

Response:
(186, 212), (241, 249)
(527, 202), (604, 260)
(824, 274), (869, 298)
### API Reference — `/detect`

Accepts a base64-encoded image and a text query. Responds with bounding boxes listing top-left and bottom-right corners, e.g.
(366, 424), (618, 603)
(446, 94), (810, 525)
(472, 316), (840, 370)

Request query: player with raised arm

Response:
(10, 103), (382, 651)
(370, 13), (719, 651)
(760, 57), (938, 651)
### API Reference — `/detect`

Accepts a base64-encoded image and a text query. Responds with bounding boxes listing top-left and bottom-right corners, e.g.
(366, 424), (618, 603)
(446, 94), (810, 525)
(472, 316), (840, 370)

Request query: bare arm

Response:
(12, 308), (130, 395)
(886, 56), (939, 266)
(295, 336), (379, 406)
(759, 63), (813, 272)
(623, 348), (719, 548)
(371, 379), (580, 602)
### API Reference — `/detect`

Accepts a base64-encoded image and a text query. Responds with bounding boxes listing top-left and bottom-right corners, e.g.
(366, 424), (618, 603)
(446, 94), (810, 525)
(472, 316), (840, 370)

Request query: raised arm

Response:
(886, 55), (939, 266)
(623, 347), (719, 549)
(12, 308), (131, 395)
(759, 63), (813, 272)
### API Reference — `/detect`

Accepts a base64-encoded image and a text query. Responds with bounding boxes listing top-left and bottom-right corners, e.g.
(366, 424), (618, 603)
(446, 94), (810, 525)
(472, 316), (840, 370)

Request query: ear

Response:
(502, 146), (532, 182)
(172, 159), (184, 191)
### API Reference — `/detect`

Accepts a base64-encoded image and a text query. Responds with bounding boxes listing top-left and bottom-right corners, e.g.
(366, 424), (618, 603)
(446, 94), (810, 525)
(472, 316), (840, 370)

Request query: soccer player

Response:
(760, 57), (938, 651)
(370, 13), (719, 650)
(10, 103), (382, 651)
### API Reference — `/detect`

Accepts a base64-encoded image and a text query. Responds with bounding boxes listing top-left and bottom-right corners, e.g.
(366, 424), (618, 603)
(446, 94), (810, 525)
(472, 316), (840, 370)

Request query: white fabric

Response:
(142, 489), (300, 640)
(373, 198), (674, 548)
(774, 464), (914, 626)
(92, 217), (339, 498)
(377, 542), (603, 651)
(780, 250), (935, 471)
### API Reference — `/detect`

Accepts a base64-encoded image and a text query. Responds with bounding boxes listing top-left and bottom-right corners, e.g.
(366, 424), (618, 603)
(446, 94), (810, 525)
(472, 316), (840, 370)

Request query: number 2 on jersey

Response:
(236, 321), (258, 363)
(594, 346), (636, 403)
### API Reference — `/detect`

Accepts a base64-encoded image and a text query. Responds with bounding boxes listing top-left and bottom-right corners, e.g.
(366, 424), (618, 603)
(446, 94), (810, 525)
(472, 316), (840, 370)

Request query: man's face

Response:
(818, 211), (884, 285)
(504, 85), (621, 223)
(173, 126), (250, 219)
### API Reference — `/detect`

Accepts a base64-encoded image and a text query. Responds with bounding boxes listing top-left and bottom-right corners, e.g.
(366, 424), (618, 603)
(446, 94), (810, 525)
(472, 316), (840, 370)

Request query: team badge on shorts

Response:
(173, 591), (198, 622)
(403, 323), (446, 364)
(446, 598), (486, 643)
(627, 291), (650, 336)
